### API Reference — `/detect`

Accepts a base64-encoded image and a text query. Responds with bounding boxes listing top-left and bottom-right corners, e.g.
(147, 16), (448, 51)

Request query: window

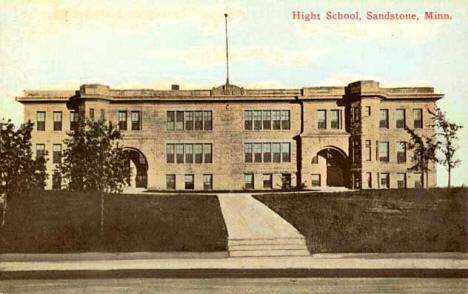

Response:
(366, 172), (372, 188)
(166, 144), (175, 163)
(272, 143), (281, 163)
(36, 144), (45, 159)
(414, 172), (423, 188)
(263, 143), (271, 163)
(52, 144), (61, 164)
(244, 111), (253, 130)
(395, 109), (406, 128)
(353, 107), (360, 122)
(89, 108), (95, 121)
(70, 111), (79, 130)
(365, 140), (371, 161)
(378, 141), (389, 162)
(366, 106), (371, 116)
(203, 174), (213, 190)
(272, 111), (281, 130)
(52, 172), (61, 190)
(166, 175), (175, 190)
(194, 144), (203, 163)
(254, 111), (262, 130)
(176, 111), (184, 130)
(353, 172), (361, 189)
(282, 173), (291, 189)
(50, 111), (61, 131)
(204, 144), (212, 163)
(253, 143), (262, 163)
(118, 111), (127, 130)
(184, 144), (193, 163)
(379, 109), (389, 128)
(281, 143), (290, 162)
(380, 173), (389, 189)
(176, 144), (184, 163)
(244, 173), (254, 189)
(184, 112), (193, 130)
(330, 110), (340, 129)
(396, 142), (406, 163)
(397, 173), (406, 188)
(203, 111), (212, 130)
(194, 111), (203, 130)
(100, 109), (105, 120)
(131, 111), (141, 130)
(262, 111), (271, 129)
(184, 174), (194, 190)
(311, 174), (321, 187)
(413, 108), (423, 128)
(245, 144), (253, 163)
(36, 111), (45, 131)
(167, 111), (175, 130)
(312, 154), (318, 164)
(263, 174), (272, 189)
(281, 110), (290, 130)
(317, 110), (326, 129)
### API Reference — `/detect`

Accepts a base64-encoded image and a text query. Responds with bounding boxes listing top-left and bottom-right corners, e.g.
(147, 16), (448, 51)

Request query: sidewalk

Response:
(1, 253), (467, 279)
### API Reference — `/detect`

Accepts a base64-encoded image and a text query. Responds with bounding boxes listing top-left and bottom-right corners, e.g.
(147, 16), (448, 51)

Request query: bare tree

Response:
(429, 107), (463, 188)
(0, 119), (47, 227)
(405, 126), (439, 189)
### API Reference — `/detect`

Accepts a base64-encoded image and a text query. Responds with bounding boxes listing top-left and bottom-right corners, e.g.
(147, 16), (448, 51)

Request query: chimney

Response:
(171, 84), (180, 90)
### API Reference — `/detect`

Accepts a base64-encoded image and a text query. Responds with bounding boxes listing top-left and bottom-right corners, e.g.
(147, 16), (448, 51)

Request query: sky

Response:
(1, 0), (467, 186)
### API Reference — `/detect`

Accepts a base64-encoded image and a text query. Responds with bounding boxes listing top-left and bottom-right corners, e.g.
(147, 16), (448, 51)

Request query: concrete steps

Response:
(228, 237), (310, 257)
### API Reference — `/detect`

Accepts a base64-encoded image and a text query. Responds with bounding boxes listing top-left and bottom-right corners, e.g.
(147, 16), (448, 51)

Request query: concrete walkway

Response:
(217, 193), (309, 257)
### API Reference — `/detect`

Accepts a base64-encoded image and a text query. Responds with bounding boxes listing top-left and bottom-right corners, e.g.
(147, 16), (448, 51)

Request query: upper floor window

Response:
(70, 110), (79, 131)
(395, 109), (406, 129)
(396, 142), (406, 163)
(379, 109), (389, 128)
(53, 111), (62, 131)
(118, 111), (127, 130)
(36, 144), (45, 159)
(244, 110), (290, 131)
(317, 110), (326, 129)
(52, 144), (62, 164)
(413, 108), (423, 128)
(365, 140), (371, 161)
(131, 111), (141, 130)
(244, 142), (290, 163)
(36, 111), (45, 131)
(330, 109), (341, 129)
(166, 143), (212, 164)
(378, 141), (389, 162)
(167, 111), (212, 131)
(89, 108), (95, 121)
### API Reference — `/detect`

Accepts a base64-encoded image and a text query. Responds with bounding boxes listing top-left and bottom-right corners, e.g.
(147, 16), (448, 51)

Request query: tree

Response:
(57, 118), (129, 236)
(0, 119), (47, 227)
(429, 107), (463, 188)
(405, 126), (439, 189)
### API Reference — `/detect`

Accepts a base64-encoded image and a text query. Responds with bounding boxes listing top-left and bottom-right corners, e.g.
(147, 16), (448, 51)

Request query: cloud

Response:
(12, 1), (245, 35)
(295, 19), (447, 43)
(147, 45), (330, 69)
(319, 72), (434, 87)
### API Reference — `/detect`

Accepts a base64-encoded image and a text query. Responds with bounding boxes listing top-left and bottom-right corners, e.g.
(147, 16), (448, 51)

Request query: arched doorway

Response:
(316, 147), (349, 187)
(123, 148), (148, 188)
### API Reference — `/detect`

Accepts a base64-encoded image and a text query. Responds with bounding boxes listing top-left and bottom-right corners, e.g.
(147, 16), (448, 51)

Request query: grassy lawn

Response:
(0, 191), (227, 253)
(255, 188), (468, 253)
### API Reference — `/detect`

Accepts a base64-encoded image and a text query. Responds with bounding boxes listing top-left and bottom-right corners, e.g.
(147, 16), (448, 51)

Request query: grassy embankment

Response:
(0, 191), (227, 253)
(255, 188), (467, 253)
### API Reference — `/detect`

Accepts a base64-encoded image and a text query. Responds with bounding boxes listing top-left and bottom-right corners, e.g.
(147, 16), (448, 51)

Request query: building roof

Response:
(16, 80), (443, 103)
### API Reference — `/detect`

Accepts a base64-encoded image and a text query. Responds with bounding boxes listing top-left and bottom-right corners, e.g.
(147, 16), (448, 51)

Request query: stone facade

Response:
(16, 80), (443, 190)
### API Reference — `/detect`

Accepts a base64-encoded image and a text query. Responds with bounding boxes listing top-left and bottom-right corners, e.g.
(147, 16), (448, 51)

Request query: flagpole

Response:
(224, 13), (229, 85)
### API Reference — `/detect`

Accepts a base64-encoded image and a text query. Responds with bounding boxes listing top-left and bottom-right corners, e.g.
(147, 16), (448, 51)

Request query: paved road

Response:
(1, 278), (467, 293)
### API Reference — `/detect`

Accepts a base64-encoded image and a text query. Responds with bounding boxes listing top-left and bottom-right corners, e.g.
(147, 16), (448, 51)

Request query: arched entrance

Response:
(316, 147), (349, 187)
(123, 148), (148, 189)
